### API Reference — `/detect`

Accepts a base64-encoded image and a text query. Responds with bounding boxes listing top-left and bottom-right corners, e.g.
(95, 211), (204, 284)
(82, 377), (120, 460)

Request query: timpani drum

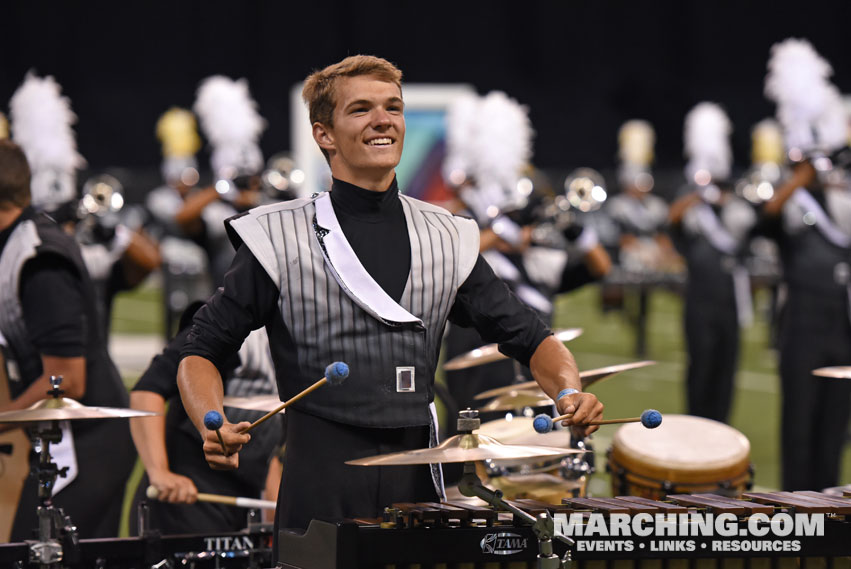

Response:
(608, 414), (752, 499)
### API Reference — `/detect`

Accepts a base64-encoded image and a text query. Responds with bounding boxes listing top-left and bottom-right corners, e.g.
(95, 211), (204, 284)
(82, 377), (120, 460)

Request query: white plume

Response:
(442, 93), (481, 187)
(468, 91), (533, 212)
(193, 76), (266, 177)
(815, 86), (848, 153)
(9, 72), (85, 210)
(683, 102), (732, 182)
(764, 38), (836, 152)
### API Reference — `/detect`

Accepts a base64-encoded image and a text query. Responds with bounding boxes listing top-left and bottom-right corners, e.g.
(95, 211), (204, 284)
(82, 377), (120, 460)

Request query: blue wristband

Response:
(557, 388), (579, 401)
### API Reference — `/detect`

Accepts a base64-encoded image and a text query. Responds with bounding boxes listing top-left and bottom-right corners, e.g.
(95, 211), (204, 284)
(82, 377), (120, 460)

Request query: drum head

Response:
(610, 414), (750, 485)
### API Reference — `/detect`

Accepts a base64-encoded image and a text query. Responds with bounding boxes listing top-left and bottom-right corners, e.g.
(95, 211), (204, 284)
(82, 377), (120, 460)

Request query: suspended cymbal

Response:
(223, 395), (283, 412)
(477, 390), (554, 413)
(473, 360), (657, 400)
(812, 366), (851, 379)
(444, 328), (583, 371)
(0, 397), (159, 423)
(346, 432), (583, 466)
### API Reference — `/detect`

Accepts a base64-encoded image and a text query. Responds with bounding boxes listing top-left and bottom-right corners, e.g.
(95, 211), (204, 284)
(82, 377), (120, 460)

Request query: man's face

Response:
(315, 75), (405, 189)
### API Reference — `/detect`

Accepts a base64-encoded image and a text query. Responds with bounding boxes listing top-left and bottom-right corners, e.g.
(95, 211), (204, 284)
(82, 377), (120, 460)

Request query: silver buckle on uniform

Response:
(396, 367), (415, 392)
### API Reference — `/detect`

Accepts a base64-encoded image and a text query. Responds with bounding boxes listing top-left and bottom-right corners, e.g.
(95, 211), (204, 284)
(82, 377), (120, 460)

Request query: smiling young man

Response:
(177, 55), (602, 550)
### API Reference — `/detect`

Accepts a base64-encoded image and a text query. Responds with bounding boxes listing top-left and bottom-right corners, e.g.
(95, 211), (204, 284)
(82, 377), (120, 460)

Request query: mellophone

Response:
(278, 492), (851, 568)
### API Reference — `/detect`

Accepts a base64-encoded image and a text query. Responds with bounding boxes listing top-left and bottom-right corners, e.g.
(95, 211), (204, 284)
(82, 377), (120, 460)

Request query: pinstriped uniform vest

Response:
(229, 192), (480, 428)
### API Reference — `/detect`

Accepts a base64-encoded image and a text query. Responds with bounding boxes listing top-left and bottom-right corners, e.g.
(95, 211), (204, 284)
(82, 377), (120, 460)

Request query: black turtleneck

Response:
(330, 178), (410, 302)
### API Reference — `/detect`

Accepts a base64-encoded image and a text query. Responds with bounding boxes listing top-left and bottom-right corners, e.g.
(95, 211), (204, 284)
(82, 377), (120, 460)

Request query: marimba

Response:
(277, 492), (851, 569)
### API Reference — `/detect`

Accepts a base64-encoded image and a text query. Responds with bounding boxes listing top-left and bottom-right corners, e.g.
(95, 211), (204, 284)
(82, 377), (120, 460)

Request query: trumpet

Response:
(562, 167), (608, 213)
(78, 173), (124, 218)
(500, 168), (608, 248)
(260, 153), (305, 201)
(76, 173), (125, 243)
(735, 163), (781, 204)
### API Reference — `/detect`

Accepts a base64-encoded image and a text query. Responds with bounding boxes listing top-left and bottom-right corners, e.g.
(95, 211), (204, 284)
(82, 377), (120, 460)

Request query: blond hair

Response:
(302, 55), (403, 130)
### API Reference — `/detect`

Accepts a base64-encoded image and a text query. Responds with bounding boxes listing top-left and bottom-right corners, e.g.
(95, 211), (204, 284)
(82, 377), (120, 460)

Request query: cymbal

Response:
(444, 328), (583, 371)
(0, 397), (159, 423)
(473, 360), (656, 400)
(477, 390), (553, 413)
(812, 366), (851, 379)
(346, 433), (583, 466)
(223, 395), (283, 412)
(476, 416), (571, 447)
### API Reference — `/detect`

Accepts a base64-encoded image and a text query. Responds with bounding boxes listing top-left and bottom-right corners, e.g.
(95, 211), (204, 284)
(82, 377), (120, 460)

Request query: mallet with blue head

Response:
(532, 409), (663, 433)
(203, 410), (229, 455)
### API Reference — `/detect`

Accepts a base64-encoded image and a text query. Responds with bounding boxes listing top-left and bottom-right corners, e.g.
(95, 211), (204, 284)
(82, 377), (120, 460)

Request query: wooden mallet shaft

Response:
(240, 362), (349, 434)
(241, 378), (328, 433)
(146, 485), (275, 510)
(552, 412), (643, 426)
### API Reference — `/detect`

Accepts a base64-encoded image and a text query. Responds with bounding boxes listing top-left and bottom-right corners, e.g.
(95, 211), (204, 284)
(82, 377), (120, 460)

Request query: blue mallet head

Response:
(204, 410), (224, 431)
(641, 409), (662, 429)
(533, 414), (554, 434)
(325, 361), (349, 386)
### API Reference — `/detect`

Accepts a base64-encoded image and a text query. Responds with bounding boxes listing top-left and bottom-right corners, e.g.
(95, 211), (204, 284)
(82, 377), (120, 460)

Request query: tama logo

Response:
(203, 536), (254, 551)
(480, 532), (528, 555)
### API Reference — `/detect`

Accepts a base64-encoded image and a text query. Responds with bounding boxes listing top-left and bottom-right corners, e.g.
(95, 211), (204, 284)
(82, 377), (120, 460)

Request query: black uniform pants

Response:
(273, 409), (437, 564)
(779, 289), (851, 491)
(684, 291), (740, 423)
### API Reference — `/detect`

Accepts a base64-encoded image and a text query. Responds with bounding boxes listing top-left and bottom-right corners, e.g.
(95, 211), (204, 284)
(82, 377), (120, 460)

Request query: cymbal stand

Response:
(25, 376), (79, 568)
(560, 435), (594, 487)
(454, 410), (575, 569)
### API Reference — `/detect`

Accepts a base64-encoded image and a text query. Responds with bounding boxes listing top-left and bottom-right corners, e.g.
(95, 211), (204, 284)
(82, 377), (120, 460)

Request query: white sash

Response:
(314, 193), (422, 326)
(792, 189), (851, 249)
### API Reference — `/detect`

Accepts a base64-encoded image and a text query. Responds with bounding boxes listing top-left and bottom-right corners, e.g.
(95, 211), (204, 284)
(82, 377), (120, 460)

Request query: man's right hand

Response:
(202, 420), (251, 470)
(148, 469), (199, 504)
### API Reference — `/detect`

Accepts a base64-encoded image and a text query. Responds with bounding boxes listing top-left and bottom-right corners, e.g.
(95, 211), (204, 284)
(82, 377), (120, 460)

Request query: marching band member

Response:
(190, 76), (266, 288)
(176, 56), (602, 562)
(0, 136), (135, 539)
(669, 102), (756, 423)
(762, 38), (851, 490)
(129, 303), (283, 534)
(11, 73), (160, 335)
(608, 120), (677, 271)
(147, 107), (204, 241)
(441, 92), (610, 427)
(146, 107), (214, 337)
(605, 120), (681, 356)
